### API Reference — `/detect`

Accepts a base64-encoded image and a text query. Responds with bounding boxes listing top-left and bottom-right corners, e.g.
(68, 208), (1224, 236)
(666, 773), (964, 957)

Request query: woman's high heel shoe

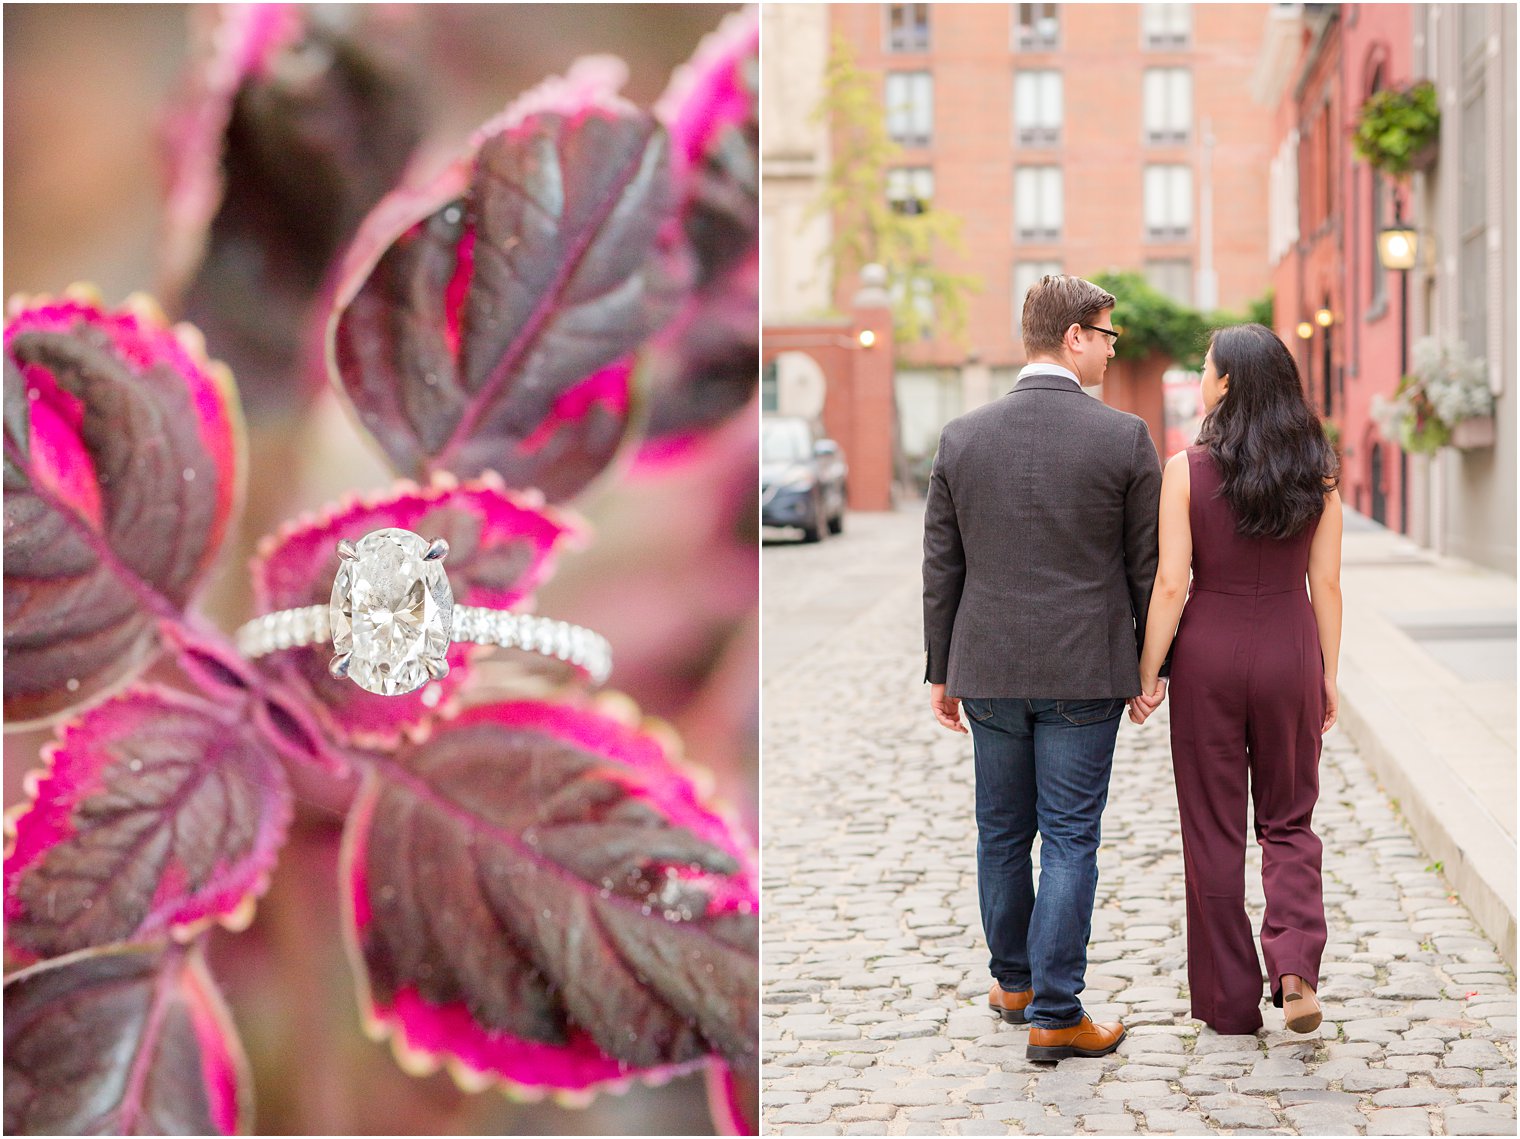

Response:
(1281, 974), (1322, 1033)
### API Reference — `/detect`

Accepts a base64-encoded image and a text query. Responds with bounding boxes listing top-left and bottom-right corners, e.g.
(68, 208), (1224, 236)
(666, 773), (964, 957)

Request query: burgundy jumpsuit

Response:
(1169, 446), (1328, 1035)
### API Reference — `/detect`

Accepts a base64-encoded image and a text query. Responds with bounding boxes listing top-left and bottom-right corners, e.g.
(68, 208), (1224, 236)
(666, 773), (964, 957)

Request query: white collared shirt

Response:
(1017, 362), (1082, 389)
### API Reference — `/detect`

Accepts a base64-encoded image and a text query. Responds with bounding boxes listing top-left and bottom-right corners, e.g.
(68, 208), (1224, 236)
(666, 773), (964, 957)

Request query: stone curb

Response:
(1336, 657), (1516, 970)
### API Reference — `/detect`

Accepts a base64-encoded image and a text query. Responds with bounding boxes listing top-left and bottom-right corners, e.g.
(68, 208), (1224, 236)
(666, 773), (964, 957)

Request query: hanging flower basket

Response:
(1353, 81), (1440, 180)
(1450, 415), (1495, 449)
(1370, 338), (1493, 456)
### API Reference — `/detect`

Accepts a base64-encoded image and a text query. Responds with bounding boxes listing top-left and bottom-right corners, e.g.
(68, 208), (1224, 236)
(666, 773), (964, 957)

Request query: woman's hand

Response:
(1128, 677), (1167, 724)
(1321, 674), (1338, 733)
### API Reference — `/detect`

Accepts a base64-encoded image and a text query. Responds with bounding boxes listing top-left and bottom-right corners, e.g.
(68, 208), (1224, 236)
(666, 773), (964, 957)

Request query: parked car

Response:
(761, 415), (848, 542)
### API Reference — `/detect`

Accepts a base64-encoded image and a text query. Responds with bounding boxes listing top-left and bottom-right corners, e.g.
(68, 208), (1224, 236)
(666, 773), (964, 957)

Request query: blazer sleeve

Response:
(922, 427), (965, 685)
(1122, 420), (1164, 668)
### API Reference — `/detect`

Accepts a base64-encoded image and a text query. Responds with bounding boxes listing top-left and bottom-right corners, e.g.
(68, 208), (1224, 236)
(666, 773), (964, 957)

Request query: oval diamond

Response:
(330, 528), (453, 695)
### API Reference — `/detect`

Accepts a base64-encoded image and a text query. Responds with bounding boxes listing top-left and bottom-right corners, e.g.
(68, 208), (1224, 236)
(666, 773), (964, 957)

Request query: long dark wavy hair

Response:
(1196, 323), (1340, 540)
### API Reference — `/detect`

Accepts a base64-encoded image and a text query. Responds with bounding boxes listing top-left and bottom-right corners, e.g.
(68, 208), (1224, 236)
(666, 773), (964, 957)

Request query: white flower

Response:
(1408, 338), (1492, 425)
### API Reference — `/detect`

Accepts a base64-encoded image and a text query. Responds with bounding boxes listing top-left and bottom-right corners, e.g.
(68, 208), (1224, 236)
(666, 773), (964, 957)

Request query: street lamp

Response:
(1376, 192), (1420, 534)
(1296, 321), (1314, 341)
(1314, 307), (1335, 328)
(857, 329), (877, 348)
(1377, 223), (1418, 271)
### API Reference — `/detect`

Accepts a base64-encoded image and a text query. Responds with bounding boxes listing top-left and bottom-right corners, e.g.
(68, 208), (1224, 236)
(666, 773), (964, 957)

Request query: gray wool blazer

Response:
(922, 373), (1163, 699)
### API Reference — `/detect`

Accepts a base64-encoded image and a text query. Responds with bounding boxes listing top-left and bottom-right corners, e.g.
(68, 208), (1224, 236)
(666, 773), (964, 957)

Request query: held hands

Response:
(1127, 677), (1168, 725)
(930, 683), (967, 733)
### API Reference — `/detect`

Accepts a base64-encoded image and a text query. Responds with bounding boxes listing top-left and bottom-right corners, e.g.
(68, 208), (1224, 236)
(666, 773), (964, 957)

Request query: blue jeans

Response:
(963, 697), (1123, 1029)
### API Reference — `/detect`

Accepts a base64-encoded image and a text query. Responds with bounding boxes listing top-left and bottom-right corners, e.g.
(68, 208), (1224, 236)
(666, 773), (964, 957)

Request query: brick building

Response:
(1258, 4), (1515, 570)
(827, 2), (1276, 468)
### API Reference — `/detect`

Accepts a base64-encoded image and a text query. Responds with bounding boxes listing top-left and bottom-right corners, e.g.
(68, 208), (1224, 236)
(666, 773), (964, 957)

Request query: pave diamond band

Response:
(235, 605), (613, 686)
(234, 527), (611, 695)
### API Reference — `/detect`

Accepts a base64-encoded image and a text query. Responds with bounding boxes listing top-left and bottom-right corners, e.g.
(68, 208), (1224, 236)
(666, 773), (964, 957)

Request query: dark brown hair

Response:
(1197, 323), (1340, 539)
(1020, 275), (1117, 355)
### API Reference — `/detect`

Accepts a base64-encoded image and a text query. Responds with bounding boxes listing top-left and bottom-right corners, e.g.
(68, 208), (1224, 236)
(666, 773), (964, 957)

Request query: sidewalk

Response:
(761, 506), (1516, 1136)
(1335, 511), (1516, 970)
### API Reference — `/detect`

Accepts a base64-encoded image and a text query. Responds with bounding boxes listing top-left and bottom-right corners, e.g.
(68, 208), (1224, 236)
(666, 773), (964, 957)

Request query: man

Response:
(922, 274), (1164, 1061)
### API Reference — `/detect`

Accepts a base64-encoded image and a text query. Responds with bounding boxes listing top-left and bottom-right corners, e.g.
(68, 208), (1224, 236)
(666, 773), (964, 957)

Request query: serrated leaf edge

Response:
(334, 692), (751, 1104)
(3, 684), (290, 962)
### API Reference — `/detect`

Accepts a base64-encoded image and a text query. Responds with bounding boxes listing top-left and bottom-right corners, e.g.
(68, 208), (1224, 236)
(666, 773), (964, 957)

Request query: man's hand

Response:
(1127, 678), (1168, 724)
(931, 683), (967, 733)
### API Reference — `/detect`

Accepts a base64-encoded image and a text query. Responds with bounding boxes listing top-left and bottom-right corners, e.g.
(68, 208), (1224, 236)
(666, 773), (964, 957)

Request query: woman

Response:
(1132, 323), (1342, 1036)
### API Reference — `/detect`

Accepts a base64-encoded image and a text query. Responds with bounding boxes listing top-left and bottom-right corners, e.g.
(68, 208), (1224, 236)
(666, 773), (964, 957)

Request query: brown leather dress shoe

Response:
(1281, 974), (1322, 1034)
(987, 983), (1033, 1024)
(1026, 1014), (1126, 1062)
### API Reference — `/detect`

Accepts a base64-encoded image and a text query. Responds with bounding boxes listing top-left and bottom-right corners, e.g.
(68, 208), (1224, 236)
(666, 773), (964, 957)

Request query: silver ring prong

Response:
(329, 653), (351, 679)
(424, 538), (450, 562)
(337, 539), (358, 561)
(425, 657), (450, 681)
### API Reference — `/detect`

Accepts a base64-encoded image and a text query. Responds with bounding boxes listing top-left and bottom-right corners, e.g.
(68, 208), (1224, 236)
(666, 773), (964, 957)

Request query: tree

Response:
(1088, 270), (1275, 371)
(810, 36), (979, 347)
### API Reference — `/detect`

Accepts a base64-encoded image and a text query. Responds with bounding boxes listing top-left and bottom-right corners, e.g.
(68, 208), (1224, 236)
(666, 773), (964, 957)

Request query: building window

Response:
(1268, 129), (1300, 264)
(1143, 68), (1192, 145)
(1145, 259), (1192, 306)
(1014, 3), (1059, 51)
(1144, 164), (1192, 241)
(1458, 85), (1487, 361)
(1013, 260), (1062, 337)
(1141, 3), (1191, 49)
(1013, 70), (1063, 146)
(1368, 173), (1389, 312)
(1366, 65), (1388, 315)
(887, 167), (934, 215)
(1318, 101), (1334, 231)
(886, 4), (930, 53)
(1014, 167), (1063, 241)
(1460, 3), (1488, 62)
(885, 71), (933, 147)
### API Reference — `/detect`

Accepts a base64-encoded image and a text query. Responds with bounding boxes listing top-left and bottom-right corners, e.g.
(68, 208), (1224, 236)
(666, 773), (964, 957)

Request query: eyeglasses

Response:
(1080, 323), (1120, 345)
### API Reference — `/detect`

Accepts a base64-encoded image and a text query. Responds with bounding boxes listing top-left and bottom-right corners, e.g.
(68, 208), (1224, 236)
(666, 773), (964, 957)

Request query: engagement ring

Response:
(235, 527), (611, 696)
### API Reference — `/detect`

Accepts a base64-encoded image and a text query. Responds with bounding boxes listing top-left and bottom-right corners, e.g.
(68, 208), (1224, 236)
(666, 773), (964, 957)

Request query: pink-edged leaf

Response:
(656, 7), (759, 285)
(705, 1059), (759, 1136)
(330, 57), (691, 498)
(640, 11), (758, 454)
(343, 700), (758, 1097)
(4, 686), (290, 962)
(639, 251), (758, 456)
(248, 474), (580, 749)
(5, 942), (249, 1135)
(158, 618), (349, 776)
(3, 291), (244, 727)
(160, 4), (424, 422)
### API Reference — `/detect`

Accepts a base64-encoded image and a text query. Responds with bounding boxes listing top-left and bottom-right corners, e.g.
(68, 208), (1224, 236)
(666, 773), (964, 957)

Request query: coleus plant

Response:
(3, 7), (759, 1135)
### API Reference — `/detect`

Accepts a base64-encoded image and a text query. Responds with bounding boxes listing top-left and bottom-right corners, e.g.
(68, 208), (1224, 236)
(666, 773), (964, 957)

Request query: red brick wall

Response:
(763, 309), (897, 511)
(830, 3), (1276, 374)
(1339, 5), (1414, 531)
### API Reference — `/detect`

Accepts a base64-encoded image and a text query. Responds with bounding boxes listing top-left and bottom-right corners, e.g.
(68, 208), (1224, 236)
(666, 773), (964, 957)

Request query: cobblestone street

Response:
(761, 509), (1517, 1136)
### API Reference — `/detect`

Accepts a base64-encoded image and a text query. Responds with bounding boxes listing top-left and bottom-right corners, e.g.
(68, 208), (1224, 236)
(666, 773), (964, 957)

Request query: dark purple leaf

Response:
(638, 254), (758, 458)
(3, 290), (243, 727)
(330, 57), (690, 498)
(4, 942), (249, 1135)
(639, 11), (759, 455)
(706, 1060), (759, 1136)
(656, 8), (759, 284)
(160, 5), (424, 422)
(4, 686), (290, 962)
(247, 474), (579, 749)
(343, 700), (758, 1095)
